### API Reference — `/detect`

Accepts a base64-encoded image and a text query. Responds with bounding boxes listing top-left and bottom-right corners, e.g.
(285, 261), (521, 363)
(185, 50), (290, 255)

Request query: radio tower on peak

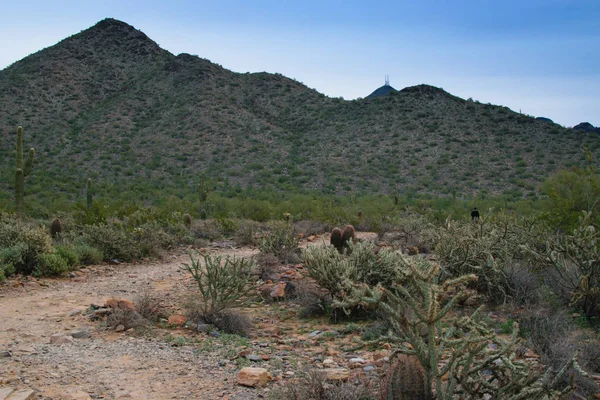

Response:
(385, 75), (390, 86)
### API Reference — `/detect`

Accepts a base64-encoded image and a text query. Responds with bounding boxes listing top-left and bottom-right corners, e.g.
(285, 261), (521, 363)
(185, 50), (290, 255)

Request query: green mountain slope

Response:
(0, 18), (598, 209)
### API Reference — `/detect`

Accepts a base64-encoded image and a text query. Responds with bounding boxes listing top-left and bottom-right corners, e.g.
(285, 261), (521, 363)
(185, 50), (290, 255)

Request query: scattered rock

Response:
(70, 328), (91, 339)
(0, 388), (36, 400)
(237, 367), (273, 388)
(323, 368), (350, 381)
(115, 325), (125, 332)
(363, 365), (375, 372)
(210, 331), (221, 338)
(168, 315), (187, 327)
(246, 355), (262, 362)
(322, 357), (335, 366)
(309, 330), (322, 338)
(0, 350), (11, 358)
(104, 298), (135, 312)
(270, 282), (287, 299)
(50, 334), (75, 345)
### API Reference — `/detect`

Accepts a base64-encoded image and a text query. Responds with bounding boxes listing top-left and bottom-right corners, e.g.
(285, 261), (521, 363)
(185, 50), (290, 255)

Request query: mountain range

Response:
(1, 18), (598, 208)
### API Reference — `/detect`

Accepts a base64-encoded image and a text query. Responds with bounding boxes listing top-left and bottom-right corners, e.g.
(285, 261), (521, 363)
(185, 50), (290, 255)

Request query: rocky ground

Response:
(0, 235), (386, 400)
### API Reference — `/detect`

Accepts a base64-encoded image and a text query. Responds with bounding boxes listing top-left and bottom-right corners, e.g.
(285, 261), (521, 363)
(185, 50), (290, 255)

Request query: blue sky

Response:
(1, 0), (598, 127)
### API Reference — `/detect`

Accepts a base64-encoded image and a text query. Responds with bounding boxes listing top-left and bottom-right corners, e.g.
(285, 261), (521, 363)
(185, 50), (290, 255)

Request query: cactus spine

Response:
(86, 178), (93, 209)
(15, 126), (35, 219)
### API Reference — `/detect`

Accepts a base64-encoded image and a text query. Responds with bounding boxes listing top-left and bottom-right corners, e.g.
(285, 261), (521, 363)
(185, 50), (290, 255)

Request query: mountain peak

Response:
(61, 18), (164, 57)
(367, 84), (398, 98)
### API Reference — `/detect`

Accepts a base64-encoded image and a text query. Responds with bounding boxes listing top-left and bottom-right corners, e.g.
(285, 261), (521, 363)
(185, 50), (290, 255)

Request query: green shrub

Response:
(81, 223), (140, 261)
(0, 216), (53, 275)
(74, 244), (104, 265)
(55, 245), (80, 268)
(35, 253), (70, 276)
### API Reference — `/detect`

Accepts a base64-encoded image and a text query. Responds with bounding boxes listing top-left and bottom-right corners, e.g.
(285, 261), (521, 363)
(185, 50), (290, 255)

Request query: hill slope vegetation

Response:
(0, 18), (598, 210)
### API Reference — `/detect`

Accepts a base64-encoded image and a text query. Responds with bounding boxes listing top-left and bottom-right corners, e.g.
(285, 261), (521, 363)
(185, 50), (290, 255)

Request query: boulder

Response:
(237, 367), (273, 388)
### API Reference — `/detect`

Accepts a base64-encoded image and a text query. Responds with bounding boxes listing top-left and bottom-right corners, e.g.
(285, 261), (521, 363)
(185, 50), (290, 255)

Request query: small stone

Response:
(284, 371), (294, 377)
(349, 357), (365, 364)
(1, 388), (36, 400)
(68, 309), (83, 317)
(115, 325), (125, 332)
(218, 360), (228, 367)
(307, 236), (315, 242)
(168, 315), (187, 327)
(363, 365), (375, 372)
(270, 282), (287, 299)
(309, 330), (322, 338)
(323, 368), (350, 381)
(260, 355), (271, 361)
(237, 367), (273, 388)
(70, 329), (91, 339)
(50, 334), (75, 345)
(210, 331), (221, 338)
(0, 350), (11, 358)
(322, 357), (335, 366)
(246, 355), (262, 362)
(197, 322), (211, 333)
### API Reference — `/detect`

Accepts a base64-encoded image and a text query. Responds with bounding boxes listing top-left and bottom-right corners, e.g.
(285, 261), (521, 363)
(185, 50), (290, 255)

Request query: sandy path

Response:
(0, 247), (261, 400)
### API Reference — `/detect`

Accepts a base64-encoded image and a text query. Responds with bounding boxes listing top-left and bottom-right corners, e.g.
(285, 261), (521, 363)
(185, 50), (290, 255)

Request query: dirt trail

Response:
(0, 247), (261, 400)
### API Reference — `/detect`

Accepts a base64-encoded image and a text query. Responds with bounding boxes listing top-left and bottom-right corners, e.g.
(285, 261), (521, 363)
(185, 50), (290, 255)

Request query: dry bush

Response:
(106, 309), (147, 330)
(134, 290), (162, 322)
(252, 252), (280, 281)
(190, 219), (224, 241)
(293, 220), (330, 237)
(258, 221), (301, 263)
(519, 308), (599, 397)
(269, 369), (377, 400)
(295, 280), (331, 318)
(210, 309), (252, 336)
(234, 219), (263, 246)
(504, 261), (543, 306)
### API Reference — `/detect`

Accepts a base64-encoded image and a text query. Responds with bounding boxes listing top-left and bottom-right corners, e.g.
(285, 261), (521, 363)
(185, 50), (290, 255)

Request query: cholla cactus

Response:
(524, 211), (600, 320)
(360, 256), (587, 399)
(15, 126), (35, 219)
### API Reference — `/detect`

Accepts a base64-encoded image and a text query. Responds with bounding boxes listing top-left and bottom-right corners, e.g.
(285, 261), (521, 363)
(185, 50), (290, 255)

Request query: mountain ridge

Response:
(0, 18), (598, 209)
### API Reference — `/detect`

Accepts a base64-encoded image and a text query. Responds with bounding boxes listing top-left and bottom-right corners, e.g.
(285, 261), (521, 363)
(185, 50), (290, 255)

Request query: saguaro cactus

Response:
(86, 178), (93, 209)
(15, 126), (35, 219)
